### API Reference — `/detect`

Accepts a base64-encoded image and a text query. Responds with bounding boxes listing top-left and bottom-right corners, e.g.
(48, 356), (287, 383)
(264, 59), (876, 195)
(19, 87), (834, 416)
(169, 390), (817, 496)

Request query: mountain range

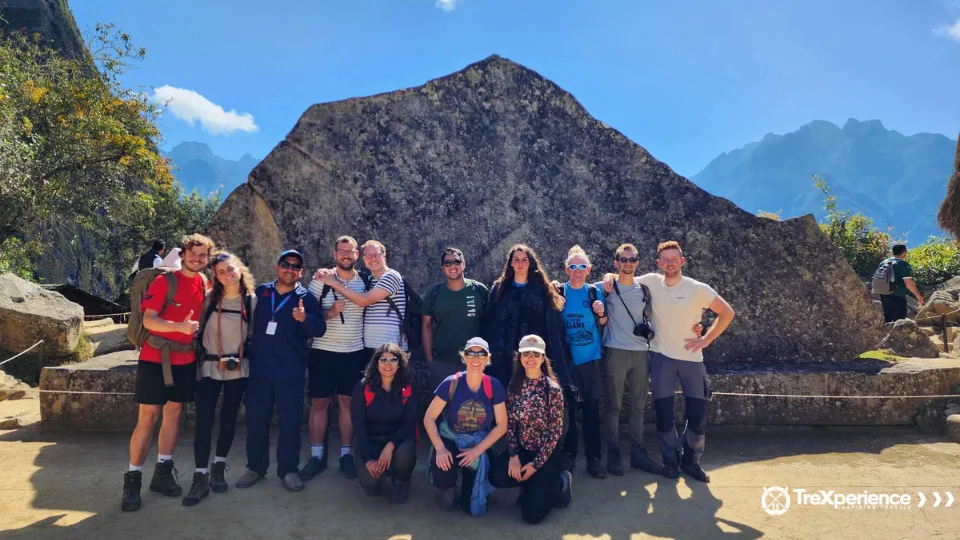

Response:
(162, 142), (258, 196)
(692, 118), (954, 241)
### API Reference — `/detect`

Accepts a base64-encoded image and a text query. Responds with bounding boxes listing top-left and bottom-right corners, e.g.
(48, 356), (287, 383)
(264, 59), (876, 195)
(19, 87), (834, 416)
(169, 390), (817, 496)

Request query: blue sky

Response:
(71, 0), (960, 177)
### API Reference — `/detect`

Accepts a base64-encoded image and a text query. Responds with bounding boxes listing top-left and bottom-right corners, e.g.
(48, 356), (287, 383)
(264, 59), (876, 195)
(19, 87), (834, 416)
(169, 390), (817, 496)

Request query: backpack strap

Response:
(364, 384), (376, 407)
(448, 371), (462, 401)
(401, 384), (412, 405)
(482, 374), (493, 400)
(163, 272), (178, 311)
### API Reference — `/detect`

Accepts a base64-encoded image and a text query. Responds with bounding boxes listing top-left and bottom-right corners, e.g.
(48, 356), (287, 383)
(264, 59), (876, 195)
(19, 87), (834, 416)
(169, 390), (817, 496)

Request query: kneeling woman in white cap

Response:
(423, 337), (507, 516)
(489, 334), (572, 524)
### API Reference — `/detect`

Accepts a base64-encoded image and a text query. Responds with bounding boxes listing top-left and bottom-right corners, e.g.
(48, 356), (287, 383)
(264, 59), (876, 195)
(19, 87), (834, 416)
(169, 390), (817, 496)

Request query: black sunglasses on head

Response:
(279, 261), (303, 270)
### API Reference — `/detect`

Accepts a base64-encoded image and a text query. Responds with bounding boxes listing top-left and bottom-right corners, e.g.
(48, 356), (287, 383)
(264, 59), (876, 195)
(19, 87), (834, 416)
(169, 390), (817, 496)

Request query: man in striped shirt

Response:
(301, 236), (368, 480)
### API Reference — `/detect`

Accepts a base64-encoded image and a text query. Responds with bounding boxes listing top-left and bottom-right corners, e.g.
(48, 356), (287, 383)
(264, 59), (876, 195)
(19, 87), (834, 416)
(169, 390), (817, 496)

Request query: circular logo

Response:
(762, 486), (791, 516)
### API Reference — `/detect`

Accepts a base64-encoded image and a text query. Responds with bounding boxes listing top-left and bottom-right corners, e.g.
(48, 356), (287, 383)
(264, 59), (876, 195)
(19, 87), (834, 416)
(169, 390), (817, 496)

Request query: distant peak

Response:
(171, 141), (214, 155)
(842, 118), (885, 132)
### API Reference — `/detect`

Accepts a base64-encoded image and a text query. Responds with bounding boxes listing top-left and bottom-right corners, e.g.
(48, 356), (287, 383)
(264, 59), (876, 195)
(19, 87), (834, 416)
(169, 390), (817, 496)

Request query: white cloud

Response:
(151, 85), (258, 135)
(934, 18), (960, 42)
(435, 0), (458, 12)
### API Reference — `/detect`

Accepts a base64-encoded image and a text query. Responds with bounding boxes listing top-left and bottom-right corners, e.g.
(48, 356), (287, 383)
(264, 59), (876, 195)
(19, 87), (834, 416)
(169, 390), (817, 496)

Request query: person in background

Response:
(876, 244), (925, 322)
(130, 239), (166, 278)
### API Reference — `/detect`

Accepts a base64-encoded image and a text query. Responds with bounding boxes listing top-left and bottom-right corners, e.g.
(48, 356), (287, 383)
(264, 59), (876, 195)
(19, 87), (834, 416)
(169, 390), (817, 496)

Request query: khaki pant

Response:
(602, 348), (649, 446)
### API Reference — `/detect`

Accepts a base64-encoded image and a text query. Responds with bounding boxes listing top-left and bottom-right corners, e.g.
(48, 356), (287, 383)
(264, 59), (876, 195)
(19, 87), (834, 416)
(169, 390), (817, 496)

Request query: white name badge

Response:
(266, 321), (278, 335)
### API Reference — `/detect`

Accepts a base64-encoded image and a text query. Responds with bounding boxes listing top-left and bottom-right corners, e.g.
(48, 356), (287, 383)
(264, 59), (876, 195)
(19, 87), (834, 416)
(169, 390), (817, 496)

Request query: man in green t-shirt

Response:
(421, 247), (490, 389)
(880, 244), (925, 323)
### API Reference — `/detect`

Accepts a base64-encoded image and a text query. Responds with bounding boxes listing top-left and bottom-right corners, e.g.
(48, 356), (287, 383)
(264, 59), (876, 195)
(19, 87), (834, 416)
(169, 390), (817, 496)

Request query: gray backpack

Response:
(871, 258), (897, 295)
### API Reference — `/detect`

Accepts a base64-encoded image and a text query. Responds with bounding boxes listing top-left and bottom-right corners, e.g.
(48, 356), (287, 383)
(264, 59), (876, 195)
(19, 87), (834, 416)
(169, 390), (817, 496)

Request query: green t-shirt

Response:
(891, 258), (913, 297)
(422, 279), (490, 364)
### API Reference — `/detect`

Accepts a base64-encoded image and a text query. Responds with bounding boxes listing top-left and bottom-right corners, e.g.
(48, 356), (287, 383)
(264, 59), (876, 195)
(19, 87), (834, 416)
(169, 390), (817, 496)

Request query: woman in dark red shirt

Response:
(489, 334), (572, 524)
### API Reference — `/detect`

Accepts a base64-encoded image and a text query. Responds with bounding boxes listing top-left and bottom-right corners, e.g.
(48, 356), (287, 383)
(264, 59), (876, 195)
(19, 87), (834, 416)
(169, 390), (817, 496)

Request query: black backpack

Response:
(358, 270), (425, 352)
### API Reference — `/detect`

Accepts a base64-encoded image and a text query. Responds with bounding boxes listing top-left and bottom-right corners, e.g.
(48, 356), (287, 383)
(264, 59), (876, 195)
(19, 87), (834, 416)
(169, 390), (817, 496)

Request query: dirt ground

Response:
(1, 422), (958, 540)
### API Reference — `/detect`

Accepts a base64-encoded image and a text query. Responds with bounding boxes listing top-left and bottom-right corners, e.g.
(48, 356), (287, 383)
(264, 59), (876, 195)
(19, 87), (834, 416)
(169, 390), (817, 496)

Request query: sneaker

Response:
(586, 457), (607, 479)
(681, 463), (711, 483)
(182, 473), (210, 507)
(235, 469), (264, 489)
(607, 447), (624, 476)
(630, 444), (664, 474)
(283, 472), (304, 492)
(388, 478), (410, 505)
(149, 460), (182, 497)
(555, 470), (573, 508)
(121, 471), (142, 512)
(438, 487), (456, 511)
(210, 462), (229, 493)
(299, 456), (325, 481)
(339, 454), (357, 479)
(662, 464), (680, 479)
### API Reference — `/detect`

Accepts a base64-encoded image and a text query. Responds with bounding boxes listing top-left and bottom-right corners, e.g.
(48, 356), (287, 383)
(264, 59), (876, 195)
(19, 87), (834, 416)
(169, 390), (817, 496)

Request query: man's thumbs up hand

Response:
(181, 310), (199, 335)
(293, 298), (307, 322)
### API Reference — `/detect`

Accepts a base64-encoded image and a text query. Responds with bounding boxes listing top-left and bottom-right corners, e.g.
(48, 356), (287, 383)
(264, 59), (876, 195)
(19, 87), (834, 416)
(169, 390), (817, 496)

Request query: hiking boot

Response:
(662, 464), (680, 479)
(555, 470), (573, 508)
(607, 447), (624, 476)
(630, 444), (664, 474)
(149, 460), (182, 497)
(681, 463), (711, 483)
(121, 471), (142, 512)
(388, 478), (410, 505)
(182, 473), (210, 507)
(299, 456), (325, 481)
(235, 469), (264, 489)
(283, 472), (304, 492)
(210, 462), (229, 493)
(586, 457), (607, 479)
(438, 487), (456, 511)
(339, 454), (357, 479)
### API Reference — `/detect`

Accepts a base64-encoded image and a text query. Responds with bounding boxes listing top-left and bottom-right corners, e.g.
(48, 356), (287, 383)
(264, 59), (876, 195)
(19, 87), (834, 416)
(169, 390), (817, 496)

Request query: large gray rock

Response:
(0, 0), (89, 62)
(916, 290), (960, 326)
(878, 319), (941, 358)
(206, 55), (885, 364)
(0, 370), (30, 401)
(0, 273), (83, 359)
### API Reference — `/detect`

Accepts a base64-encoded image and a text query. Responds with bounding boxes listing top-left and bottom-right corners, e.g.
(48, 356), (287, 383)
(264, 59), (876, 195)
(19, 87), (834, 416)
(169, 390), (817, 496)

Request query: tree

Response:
(814, 174), (891, 277)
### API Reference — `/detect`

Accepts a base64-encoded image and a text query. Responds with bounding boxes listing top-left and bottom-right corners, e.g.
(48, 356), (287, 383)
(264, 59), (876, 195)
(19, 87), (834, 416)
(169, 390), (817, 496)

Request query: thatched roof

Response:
(937, 133), (960, 239)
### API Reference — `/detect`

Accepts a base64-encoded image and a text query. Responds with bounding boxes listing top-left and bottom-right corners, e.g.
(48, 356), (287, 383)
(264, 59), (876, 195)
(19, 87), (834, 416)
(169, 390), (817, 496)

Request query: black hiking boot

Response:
(681, 463), (711, 483)
(210, 462), (229, 493)
(388, 478), (410, 505)
(607, 447), (624, 476)
(339, 454), (357, 479)
(299, 456), (325, 481)
(630, 444), (664, 474)
(586, 457), (607, 479)
(182, 473), (210, 506)
(663, 449), (682, 479)
(121, 471), (142, 512)
(149, 460), (182, 497)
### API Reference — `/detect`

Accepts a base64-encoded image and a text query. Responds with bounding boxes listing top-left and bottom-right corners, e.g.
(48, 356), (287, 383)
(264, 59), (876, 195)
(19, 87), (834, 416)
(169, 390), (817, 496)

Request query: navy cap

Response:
(277, 249), (304, 265)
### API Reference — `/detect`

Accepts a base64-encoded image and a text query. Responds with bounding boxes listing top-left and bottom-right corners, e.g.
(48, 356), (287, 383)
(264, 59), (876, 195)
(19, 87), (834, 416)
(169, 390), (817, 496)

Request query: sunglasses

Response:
(278, 261), (303, 270)
(618, 257), (639, 264)
(211, 253), (231, 264)
(378, 356), (399, 365)
(443, 259), (463, 267)
(567, 264), (588, 271)
(520, 351), (544, 358)
(463, 350), (489, 358)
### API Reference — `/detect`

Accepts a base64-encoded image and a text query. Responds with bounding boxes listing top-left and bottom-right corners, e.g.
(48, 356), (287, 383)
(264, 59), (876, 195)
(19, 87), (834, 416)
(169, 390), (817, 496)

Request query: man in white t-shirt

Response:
(637, 241), (734, 484)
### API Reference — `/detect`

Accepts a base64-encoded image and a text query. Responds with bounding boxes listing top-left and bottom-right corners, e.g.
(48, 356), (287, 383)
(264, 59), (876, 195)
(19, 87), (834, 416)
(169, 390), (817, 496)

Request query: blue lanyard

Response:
(270, 288), (293, 321)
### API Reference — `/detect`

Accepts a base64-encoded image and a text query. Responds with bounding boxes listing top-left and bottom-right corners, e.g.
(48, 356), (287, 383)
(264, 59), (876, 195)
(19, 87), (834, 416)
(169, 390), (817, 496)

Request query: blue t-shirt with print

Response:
(562, 283), (605, 365)
(434, 373), (507, 434)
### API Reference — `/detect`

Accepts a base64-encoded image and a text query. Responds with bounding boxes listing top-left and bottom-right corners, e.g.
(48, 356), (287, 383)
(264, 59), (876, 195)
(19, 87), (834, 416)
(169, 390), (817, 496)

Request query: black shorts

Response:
(308, 349), (369, 398)
(134, 360), (196, 405)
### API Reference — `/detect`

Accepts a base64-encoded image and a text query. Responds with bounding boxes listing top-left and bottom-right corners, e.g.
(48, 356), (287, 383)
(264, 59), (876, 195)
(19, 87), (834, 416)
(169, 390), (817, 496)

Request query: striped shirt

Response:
(363, 269), (407, 351)
(308, 272), (366, 353)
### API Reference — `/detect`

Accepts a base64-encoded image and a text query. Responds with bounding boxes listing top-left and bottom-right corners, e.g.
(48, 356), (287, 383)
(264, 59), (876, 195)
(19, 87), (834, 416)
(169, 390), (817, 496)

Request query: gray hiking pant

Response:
(602, 348), (649, 447)
(650, 352), (711, 466)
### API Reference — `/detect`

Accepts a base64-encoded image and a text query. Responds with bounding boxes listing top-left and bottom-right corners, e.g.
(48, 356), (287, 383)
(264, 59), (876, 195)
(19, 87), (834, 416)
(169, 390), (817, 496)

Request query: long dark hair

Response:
(493, 244), (564, 311)
(209, 251), (256, 305)
(507, 352), (558, 396)
(362, 343), (413, 394)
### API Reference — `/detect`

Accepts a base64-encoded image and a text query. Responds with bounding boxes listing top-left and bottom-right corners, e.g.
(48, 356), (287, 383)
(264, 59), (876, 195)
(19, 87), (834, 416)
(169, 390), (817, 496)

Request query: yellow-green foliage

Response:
(904, 237), (960, 288)
(814, 175), (891, 277)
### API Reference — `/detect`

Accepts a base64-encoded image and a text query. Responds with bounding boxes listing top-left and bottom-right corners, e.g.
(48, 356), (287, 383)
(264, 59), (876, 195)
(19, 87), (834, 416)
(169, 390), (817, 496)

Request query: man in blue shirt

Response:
(236, 250), (325, 492)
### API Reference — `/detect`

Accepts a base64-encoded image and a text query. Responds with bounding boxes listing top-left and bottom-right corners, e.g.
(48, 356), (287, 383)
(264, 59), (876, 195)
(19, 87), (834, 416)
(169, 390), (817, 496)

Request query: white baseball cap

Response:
(517, 334), (546, 354)
(462, 336), (490, 354)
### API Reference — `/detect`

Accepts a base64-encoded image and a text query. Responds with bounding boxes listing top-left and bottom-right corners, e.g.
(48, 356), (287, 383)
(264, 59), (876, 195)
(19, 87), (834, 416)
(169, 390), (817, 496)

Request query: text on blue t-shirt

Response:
(562, 283), (605, 365)
(434, 373), (507, 433)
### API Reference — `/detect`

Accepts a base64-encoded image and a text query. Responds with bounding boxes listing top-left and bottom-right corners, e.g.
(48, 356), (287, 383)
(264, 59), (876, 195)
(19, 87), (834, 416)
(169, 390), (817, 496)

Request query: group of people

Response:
(120, 233), (735, 525)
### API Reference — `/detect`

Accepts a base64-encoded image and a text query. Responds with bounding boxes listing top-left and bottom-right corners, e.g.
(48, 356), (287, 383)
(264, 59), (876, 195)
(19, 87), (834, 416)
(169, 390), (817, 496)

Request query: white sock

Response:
(312, 444), (324, 458)
(158, 454), (173, 463)
(214, 456), (227, 463)
(196, 468), (209, 475)
(340, 445), (352, 457)
(128, 464), (143, 472)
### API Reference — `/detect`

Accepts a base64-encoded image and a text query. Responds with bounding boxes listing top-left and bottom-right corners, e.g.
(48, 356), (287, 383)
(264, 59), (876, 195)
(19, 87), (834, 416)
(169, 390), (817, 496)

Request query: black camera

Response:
(633, 322), (655, 342)
(221, 357), (240, 371)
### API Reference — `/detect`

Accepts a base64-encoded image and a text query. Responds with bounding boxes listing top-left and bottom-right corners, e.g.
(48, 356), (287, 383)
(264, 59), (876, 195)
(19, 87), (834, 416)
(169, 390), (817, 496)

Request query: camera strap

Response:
(613, 280), (650, 344)
(216, 296), (245, 361)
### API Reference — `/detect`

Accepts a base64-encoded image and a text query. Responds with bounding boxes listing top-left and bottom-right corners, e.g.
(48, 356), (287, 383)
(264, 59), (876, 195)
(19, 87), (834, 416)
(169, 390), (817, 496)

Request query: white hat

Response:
(517, 334), (546, 354)
(462, 337), (490, 354)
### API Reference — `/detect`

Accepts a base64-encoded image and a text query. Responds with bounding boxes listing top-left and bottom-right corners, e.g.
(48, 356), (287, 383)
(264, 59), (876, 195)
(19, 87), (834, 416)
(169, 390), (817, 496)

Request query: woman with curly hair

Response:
(490, 334), (572, 524)
(183, 251), (256, 506)
(350, 343), (420, 504)
(481, 244), (571, 389)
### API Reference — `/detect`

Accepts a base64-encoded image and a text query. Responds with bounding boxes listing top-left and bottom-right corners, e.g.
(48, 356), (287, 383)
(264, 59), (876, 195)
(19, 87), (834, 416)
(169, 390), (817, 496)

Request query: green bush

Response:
(904, 237), (960, 289)
(814, 175), (891, 276)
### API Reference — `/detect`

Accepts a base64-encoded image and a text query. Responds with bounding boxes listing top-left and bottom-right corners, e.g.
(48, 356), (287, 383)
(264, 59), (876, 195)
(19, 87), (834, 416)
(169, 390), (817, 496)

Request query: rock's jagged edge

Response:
(207, 54), (885, 364)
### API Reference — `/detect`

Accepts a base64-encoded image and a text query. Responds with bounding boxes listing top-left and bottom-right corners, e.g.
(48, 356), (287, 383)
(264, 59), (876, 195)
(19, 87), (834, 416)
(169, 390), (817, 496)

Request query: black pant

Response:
(562, 366), (602, 463)
(194, 376), (247, 469)
(880, 294), (908, 323)
(489, 448), (563, 524)
(355, 437), (417, 489)
(430, 438), (490, 513)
